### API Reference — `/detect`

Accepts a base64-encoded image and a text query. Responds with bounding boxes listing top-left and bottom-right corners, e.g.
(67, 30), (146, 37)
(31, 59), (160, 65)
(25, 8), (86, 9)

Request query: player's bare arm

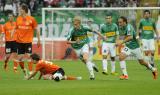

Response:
(27, 71), (38, 80)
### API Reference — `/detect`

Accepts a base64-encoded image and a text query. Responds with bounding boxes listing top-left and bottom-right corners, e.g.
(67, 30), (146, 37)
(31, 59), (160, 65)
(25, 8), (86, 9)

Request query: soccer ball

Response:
(53, 73), (63, 82)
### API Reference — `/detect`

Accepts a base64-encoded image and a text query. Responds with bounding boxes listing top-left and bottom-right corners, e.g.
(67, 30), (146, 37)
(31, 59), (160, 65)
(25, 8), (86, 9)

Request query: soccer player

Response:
(27, 53), (82, 81)
(98, 14), (119, 75)
(116, 16), (158, 80)
(67, 16), (104, 80)
(0, 12), (18, 72)
(137, 10), (159, 67)
(15, 4), (41, 78)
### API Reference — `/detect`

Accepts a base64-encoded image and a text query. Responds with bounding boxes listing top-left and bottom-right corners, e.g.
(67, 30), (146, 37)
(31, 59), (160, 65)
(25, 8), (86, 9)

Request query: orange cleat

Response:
(119, 75), (128, 80)
(152, 69), (158, 80)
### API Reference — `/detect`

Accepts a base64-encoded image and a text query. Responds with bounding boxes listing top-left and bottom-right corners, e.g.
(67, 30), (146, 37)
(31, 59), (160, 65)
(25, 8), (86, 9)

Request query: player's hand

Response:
(76, 38), (80, 44)
(115, 41), (122, 47)
(136, 36), (139, 39)
(102, 36), (107, 41)
(98, 44), (101, 48)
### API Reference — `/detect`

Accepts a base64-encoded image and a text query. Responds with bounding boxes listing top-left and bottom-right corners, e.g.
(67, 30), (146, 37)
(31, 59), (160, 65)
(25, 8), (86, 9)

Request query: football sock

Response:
(120, 61), (128, 76)
(111, 61), (115, 73)
(86, 61), (94, 78)
(102, 59), (107, 72)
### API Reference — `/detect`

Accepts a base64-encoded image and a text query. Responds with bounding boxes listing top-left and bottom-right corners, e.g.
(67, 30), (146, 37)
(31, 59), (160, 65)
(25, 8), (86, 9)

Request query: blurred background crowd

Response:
(0, 0), (159, 16)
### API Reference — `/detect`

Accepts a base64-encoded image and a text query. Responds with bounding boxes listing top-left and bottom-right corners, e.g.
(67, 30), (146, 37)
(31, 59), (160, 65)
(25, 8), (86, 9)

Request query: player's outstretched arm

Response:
(27, 71), (38, 80)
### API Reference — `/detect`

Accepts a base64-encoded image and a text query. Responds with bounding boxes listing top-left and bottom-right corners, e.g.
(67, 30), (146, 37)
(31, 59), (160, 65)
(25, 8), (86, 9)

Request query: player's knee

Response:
(110, 57), (115, 61)
(103, 55), (107, 59)
(119, 53), (126, 61)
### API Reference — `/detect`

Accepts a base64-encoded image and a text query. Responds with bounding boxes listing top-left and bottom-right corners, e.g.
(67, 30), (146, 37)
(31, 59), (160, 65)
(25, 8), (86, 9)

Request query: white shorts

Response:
(102, 42), (116, 57)
(121, 46), (143, 59)
(74, 44), (89, 57)
(141, 39), (155, 51)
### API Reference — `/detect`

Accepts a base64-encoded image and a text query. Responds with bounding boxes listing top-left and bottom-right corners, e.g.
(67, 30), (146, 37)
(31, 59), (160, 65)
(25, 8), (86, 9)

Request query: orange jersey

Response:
(16, 15), (37, 43)
(35, 60), (60, 74)
(3, 21), (17, 41)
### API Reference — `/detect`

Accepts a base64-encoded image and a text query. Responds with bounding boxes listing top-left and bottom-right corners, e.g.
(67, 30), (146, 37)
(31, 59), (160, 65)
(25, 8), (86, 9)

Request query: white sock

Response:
(86, 61), (94, 78)
(120, 61), (128, 76)
(102, 59), (108, 72)
(144, 56), (151, 64)
(89, 50), (93, 61)
(147, 63), (156, 72)
(111, 61), (115, 73)
(150, 55), (154, 64)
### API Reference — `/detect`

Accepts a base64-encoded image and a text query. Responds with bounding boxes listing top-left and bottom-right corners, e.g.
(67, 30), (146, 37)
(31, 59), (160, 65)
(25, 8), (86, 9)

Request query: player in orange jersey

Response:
(0, 12), (18, 72)
(27, 53), (82, 81)
(15, 4), (41, 78)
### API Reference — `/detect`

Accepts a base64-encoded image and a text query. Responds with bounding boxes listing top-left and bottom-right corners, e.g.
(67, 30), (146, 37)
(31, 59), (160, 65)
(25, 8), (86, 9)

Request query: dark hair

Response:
(119, 16), (128, 23)
(30, 53), (41, 61)
(21, 4), (28, 13)
(143, 10), (151, 14)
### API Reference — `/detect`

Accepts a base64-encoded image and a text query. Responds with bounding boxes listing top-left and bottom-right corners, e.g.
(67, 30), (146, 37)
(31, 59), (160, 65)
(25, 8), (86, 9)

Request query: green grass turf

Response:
(0, 60), (160, 95)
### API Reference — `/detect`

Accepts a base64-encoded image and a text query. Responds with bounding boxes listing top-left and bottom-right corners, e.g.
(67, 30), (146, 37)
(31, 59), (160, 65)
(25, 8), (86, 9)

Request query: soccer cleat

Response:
(111, 72), (118, 76)
(152, 69), (158, 80)
(119, 75), (128, 80)
(93, 66), (99, 72)
(90, 75), (95, 80)
(102, 71), (108, 75)
(90, 77), (95, 80)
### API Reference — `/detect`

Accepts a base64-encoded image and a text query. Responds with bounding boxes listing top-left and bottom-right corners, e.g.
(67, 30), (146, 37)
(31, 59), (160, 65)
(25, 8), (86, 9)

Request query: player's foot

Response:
(14, 68), (18, 73)
(90, 75), (95, 80)
(93, 66), (99, 72)
(102, 71), (108, 75)
(152, 68), (158, 80)
(76, 76), (82, 80)
(119, 75), (128, 80)
(111, 72), (118, 76)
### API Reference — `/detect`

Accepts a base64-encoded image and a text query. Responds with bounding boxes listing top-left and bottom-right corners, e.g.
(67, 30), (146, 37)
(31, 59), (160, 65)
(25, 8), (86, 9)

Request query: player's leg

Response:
(101, 42), (109, 75)
(82, 44), (95, 80)
(119, 47), (130, 80)
(16, 43), (28, 78)
(89, 43), (99, 72)
(109, 43), (118, 75)
(149, 39), (155, 67)
(133, 48), (158, 79)
(4, 41), (12, 70)
(142, 39), (152, 66)
(25, 43), (33, 75)
(11, 41), (18, 73)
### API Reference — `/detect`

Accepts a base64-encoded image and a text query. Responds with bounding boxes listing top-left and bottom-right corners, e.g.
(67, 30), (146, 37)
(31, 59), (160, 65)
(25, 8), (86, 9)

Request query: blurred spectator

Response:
(127, 0), (137, 7)
(28, 0), (37, 13)
(67, 0), (75, 7)
(75, 0), (83, 7)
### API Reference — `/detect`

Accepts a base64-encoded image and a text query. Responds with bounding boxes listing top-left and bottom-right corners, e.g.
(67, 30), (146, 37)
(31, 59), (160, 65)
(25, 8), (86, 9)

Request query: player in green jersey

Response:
(116, 16), (158, 80)
(67, 16), (104, 80)
(137, 10), (159, 67)
(98, 14), (119, 75)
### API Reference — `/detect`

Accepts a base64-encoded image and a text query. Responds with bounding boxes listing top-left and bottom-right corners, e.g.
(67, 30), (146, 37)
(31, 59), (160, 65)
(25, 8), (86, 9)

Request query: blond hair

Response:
(73, 16), (81, 22)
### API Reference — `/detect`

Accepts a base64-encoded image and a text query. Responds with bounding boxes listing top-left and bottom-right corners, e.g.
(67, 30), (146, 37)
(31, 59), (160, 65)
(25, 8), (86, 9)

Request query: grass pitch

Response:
(0, 60), (160, 95)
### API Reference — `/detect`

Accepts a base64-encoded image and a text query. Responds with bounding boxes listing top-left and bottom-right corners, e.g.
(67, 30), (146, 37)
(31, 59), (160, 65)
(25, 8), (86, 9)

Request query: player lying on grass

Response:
(27, 53), (82, 81)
